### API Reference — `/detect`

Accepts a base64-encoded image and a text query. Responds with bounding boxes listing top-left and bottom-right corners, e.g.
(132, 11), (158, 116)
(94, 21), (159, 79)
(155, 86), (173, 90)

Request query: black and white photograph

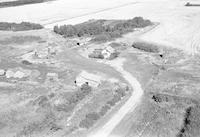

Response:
(0, 0), (199, 137)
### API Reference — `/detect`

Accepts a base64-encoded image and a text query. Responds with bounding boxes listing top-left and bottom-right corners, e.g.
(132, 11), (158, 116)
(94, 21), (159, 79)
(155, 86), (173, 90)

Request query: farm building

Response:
(46, 73), (58, 81)
(75, 71), (102, 87)
(34, 46), (58, 59)
(5, 68), (32, 79)
(89, 46), (119, 60)
(102, 46), (119, 59)
(88, 49), (104, 59)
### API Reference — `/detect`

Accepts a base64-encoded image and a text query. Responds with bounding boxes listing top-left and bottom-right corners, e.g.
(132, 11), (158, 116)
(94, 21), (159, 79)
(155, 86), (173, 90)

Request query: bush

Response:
(0, 22), (43, 31)
(86, 112), (100, 121)
(79, 112), (100, 129)
(99, 105), (110, 116)
(55, 104), (75, 112)
(132, 42), (160, 53)
(108, 52), (120, 60)
(67, 83), (91, 104)
(88, 53), (104, 59)
(177, 105), (200, 137)
(22, 60), (32, 65)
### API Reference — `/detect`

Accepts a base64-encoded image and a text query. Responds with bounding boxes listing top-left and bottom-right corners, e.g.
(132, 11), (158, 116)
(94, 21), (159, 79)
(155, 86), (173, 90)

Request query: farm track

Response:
(89, 58), (144, 137)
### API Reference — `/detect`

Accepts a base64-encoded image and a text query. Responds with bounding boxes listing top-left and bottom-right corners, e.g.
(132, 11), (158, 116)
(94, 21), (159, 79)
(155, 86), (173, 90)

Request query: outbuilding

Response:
(75, 71), (102, 87)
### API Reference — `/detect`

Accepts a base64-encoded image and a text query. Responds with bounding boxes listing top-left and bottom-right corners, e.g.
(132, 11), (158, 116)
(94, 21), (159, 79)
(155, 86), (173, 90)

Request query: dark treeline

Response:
(0, 0), (52, 8)
(185, 2), (200, 6)
(0, 22), (43, 31)
(177, 105), (200, 137)
(54, 17), (152, 41)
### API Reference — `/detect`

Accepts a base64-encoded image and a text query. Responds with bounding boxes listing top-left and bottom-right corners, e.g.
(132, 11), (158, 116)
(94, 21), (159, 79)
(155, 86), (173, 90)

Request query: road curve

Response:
(88, 58), (144, 137)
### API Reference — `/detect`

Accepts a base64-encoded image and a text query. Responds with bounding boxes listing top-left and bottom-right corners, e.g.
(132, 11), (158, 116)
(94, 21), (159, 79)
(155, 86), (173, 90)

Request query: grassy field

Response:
(0, 20), (199, 137)
(111, 43), (200, 137)
(0, 29), (132, 137)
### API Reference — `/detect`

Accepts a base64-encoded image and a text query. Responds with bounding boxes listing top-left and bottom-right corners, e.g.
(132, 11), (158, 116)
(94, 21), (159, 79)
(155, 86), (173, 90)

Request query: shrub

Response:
(55, 104), (75, 112)
(107, 94), (121, 106)
(79, 118), (94, 129)
(108, 52), (120, 60)
(108, 31), (121, 38)
(79, 112), (100, 129)
(22, 60), (32, 65)
(177, 105), (200, 137)
(115, 88), (126, 97)
(86, 112), (100, 121)
(88, 53), (104, 59)
(99, 105), (110, 116)
(67, 84), (91, 104)
(132, 42), (160, 53)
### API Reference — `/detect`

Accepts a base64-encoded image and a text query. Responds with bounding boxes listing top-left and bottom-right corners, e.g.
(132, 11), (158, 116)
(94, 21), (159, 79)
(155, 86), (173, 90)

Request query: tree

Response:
(53, 25), (60, 34)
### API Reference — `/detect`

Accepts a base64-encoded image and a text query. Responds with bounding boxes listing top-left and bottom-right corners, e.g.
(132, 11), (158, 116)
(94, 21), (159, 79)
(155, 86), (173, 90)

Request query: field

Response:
(109, 43), (200, 137)
(0, 0), (199, 53)
(0, 28), (134, 137)
(0, 19), (199, 137)
(0, 0), (200, 137)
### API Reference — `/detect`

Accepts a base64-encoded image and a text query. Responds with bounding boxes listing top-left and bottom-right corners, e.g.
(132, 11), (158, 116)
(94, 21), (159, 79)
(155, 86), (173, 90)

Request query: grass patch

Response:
(78, 84), (129, 129)
(0, 36), (42, 45)
(0, 22), (43, 31)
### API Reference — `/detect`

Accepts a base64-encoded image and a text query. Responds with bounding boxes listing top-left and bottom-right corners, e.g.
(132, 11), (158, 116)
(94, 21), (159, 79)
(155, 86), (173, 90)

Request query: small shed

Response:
(46, 73), (58, 81)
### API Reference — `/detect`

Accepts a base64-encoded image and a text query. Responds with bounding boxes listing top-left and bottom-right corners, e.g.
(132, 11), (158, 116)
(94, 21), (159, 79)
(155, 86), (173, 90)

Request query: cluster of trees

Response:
(0, 0), (51, 8)
(55, 83), (92, 112)
(54, 17), (152, 41)
(79, 86), (128, 128)
(0, 22), (43, 31)
(185, 2), (200, 6)
(177, 105), (200, 137)
(132, 42), (160, 53)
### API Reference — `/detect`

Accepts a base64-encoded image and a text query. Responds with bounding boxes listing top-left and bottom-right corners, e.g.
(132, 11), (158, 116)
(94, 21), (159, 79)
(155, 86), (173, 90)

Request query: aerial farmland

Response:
(0, 0), (199, 137)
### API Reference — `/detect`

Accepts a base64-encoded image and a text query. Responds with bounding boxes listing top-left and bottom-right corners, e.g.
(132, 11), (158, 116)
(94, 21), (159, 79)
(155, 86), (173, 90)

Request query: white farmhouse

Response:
(102, 46), (116, 59)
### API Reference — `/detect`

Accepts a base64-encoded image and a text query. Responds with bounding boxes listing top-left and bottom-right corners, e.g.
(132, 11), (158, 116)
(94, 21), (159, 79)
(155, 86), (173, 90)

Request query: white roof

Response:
(0, 69), (5, 75)
(76, 71), (103, 87)
(105, 46), (115, 53)
(14, 71), (25, 79)
(47, 73), (58, 77)
(6, 70), (15, 78)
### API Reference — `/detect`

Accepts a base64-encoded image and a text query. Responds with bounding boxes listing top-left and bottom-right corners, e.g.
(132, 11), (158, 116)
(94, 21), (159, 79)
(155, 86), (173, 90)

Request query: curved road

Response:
(89, 58), (144, 137)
